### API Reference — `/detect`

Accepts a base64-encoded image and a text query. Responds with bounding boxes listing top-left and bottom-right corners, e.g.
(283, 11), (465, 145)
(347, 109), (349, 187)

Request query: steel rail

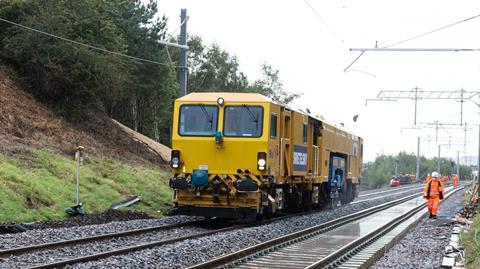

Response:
(357, 184), (420, 198)
(9, 187), (423, 268)
(27, 222), (252, 269)
(307, 186), (462, 269)
(353, 186), (423, 204)
(0, 220), (204, 258)
(186, 191), (426, 269)
(26, 210), (340, 269)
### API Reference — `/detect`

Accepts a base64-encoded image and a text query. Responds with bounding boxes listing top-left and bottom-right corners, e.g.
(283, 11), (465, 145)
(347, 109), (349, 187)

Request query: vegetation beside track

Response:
(0, 149), (171, 222)
(462, 213), (480, 269)
(362, 152), (473, 188)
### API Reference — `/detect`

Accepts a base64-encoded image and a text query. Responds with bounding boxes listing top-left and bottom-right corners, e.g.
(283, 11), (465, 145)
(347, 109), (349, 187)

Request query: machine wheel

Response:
(302, 189), (312, 211)
(348, 183), (357, 203)
(340, 180), (350, 205)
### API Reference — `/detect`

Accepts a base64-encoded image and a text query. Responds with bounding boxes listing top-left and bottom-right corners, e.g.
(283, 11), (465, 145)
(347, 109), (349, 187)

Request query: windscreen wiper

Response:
(199, 104), (213, 128)
(242, 104), (258, 129)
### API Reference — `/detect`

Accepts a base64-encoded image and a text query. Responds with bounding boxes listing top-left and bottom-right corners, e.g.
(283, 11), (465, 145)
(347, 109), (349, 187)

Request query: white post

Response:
(75, 150), (81, 205)
(74, 146), (84, 205)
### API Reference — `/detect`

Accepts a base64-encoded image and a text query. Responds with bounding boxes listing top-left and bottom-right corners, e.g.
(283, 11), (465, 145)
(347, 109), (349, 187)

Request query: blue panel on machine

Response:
(293, 145), (308, 171)
(192, 169), (209, 187)
(328, 156), (346, 188)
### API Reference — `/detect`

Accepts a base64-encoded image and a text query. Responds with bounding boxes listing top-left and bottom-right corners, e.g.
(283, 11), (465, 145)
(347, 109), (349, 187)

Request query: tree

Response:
(110, 0), (178, 145)
(0, 0), (130, 117)
(185, 36), (249, 92)
(175, 37), (302, 104)
(362, 152), (472, 188)
(0, 1), (301, 147)
(0, 0), (179, 145)
(249, 63), (302, 105)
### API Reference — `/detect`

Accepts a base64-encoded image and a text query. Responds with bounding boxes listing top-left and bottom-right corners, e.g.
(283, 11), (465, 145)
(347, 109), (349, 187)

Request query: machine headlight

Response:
(171, 150), (181, 169)
(257, 152), (267, 171)
(217, 97), (225, 106)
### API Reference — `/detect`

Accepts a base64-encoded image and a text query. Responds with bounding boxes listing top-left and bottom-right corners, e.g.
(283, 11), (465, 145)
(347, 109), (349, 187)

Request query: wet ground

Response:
(370, 188), (464, 269)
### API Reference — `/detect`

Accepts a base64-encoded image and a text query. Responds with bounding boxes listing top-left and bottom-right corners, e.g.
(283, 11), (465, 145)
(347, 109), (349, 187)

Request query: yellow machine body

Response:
(170, 92), (363, 219)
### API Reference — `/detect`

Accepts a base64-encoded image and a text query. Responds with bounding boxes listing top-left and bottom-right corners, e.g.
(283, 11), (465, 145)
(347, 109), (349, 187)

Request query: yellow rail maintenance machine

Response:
(169, 92), (363, 219)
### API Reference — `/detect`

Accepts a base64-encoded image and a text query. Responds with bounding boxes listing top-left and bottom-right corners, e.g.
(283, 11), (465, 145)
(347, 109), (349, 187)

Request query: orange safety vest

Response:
(423, 179), (444, 199)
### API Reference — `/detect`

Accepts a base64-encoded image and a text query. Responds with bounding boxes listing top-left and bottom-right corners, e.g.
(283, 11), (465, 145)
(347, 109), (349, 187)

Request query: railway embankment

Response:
(0, 66), (172, 223)
(460, 185), (480, 269)
(463, 214), (480, 268)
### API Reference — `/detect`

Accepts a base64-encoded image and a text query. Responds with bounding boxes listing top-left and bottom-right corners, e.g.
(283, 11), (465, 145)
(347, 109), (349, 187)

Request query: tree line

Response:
(363, 151), (473, 188)
(0, 0), (300, 146)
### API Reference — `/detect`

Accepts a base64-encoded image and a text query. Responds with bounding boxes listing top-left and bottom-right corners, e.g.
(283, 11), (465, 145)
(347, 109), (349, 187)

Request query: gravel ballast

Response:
(0, 226), (209, 268)
(68, 189), (424, 269)
(23, 209), (154, 230)
(0, 215), (200, 250)
(370, 188), (465, 269)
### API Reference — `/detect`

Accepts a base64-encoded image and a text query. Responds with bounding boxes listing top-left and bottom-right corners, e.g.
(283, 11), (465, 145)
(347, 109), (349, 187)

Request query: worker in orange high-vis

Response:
(443, 175), (449, 186)
(423, 171), (445, 219)
(452, 174), (458, 188)
(425, 174), (431, 184)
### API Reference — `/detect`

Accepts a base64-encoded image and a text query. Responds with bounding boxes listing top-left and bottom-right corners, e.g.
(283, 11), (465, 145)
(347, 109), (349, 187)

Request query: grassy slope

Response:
(0, 149), (171, 222)
(463, 214), (480, 268)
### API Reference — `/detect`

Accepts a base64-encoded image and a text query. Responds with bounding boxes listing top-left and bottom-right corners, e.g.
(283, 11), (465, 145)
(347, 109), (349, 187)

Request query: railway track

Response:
(5, 220), (250, 269)
(0, 186), (426, 269)
(357, 184), (421, 198)
(352, 185), (423, 204)
(0, 219), (204, 258)
(187, 186), (461, 269)
(2, 211), (321, 268)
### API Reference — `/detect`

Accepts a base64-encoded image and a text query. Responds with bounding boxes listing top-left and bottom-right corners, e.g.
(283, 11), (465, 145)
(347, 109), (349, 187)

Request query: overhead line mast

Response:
(179, 9), (188, 97)
(367, 88), (479, 125)
(367, 88), (480, 197)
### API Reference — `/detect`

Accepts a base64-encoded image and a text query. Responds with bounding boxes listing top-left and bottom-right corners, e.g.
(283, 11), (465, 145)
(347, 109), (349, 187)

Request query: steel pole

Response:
(395, 159), (398, 177)
(456, 150), (460, 177)
(416, 137), (420, 182)
(438, 145), (441, 174)
(477, 124), (480, 198)
(179, 9), (188, 97)
(460, 89), (464, 125)
(414, 87), (418, 125)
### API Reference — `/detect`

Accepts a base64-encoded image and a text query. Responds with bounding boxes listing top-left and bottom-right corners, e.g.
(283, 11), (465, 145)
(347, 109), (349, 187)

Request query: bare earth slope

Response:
(111, 119), (171, 164)
(0, 67), (170, 165)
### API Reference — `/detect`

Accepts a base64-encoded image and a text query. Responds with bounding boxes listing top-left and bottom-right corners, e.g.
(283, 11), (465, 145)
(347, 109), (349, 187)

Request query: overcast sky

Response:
(158, 0), (480, 163)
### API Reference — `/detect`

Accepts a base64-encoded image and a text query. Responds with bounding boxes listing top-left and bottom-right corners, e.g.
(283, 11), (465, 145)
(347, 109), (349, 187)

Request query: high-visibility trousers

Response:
(427, 196), (440, 215)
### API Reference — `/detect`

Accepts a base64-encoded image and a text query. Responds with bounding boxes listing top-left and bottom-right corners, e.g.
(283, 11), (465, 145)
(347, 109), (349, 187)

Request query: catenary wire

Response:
(163, 16), (190, 67)
(383, 13), (480, 48)
(344, 13), (480, 71)
(0, 17), (183, 67)
(303, 0), (344, 43)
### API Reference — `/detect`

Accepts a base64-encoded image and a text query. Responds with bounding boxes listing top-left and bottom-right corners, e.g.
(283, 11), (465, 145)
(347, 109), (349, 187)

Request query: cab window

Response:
(179, 104), (218, 136)
(270, 114), (277, 138)
(224, 105), (263, 137)
(302, 124), (308, 144)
